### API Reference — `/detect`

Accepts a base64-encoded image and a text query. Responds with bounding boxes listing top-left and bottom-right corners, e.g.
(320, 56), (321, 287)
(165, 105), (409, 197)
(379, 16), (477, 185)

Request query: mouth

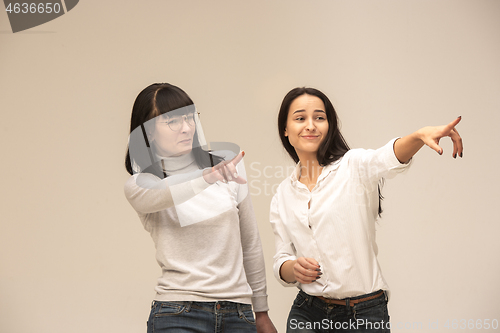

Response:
(301, 135), (319, 140)
(178, 139), (192, 144)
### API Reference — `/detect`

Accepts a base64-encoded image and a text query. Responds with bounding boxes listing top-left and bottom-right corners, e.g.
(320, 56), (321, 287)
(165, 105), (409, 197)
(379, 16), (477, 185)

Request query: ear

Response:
(284, 128), (288, 137)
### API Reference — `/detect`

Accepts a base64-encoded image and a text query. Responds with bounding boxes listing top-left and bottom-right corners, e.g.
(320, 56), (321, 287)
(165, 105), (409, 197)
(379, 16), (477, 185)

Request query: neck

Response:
(158, 151), (197, 174)
(297, 152), (323, 182)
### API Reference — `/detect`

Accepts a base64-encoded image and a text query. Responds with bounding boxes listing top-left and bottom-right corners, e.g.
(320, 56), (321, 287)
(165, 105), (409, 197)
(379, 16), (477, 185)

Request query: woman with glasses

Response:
(270, 87), (463, 332)
(124, 83), (276, 333)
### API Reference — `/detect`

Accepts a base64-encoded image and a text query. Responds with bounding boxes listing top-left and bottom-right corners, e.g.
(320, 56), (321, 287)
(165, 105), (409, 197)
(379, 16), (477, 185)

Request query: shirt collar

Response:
(290, 157), (343, 187)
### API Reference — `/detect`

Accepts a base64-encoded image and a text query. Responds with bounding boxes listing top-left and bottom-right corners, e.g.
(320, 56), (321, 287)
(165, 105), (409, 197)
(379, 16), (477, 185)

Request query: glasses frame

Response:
(158, 112), (200, 132)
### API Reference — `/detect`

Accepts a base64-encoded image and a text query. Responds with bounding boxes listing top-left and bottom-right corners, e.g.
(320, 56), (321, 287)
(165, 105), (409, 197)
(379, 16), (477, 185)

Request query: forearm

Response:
(393, 130), (425, 164)
(238, 196), (269, 311)
(255, 311), (270, 319)
(279, 260), (297, 283)
(124, 171), (210, 214)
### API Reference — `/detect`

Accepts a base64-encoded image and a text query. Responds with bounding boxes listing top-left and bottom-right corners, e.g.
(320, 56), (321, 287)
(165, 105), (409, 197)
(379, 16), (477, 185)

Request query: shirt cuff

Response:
(252, 295), (269, 312)
(274, 256), (300, 288)
(385, 137), (412, 177)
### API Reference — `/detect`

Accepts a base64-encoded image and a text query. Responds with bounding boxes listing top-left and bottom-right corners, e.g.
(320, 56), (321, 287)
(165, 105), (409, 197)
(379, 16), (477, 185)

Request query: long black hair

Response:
(277, 87), (384, 216)
(125, 83), (222, 178)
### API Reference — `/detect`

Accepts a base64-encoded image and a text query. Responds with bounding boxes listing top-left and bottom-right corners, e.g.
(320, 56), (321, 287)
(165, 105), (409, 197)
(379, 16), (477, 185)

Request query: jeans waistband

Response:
(299, 289), (387, 308)
(152, 300), (252, 314)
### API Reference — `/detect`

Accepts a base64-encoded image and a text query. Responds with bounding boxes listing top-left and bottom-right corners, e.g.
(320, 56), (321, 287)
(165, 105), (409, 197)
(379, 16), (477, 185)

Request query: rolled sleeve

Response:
(274, 255), (299, 288)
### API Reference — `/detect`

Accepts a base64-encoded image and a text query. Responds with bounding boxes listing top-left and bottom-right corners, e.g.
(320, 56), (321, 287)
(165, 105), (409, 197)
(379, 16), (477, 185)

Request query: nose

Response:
(305, 118), (316, 131)
(180, 116), (191, 132)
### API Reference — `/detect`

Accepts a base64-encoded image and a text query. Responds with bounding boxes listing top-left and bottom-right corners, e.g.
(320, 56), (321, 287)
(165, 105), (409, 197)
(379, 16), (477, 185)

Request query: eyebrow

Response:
(292, 109), (326, 114)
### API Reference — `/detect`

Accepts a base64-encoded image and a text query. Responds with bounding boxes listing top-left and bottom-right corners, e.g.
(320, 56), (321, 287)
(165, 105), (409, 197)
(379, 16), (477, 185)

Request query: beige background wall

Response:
(1, 1), (499, 332)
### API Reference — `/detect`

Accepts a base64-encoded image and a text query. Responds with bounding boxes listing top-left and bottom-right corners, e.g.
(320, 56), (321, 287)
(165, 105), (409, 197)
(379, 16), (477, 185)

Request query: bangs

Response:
(159, 104), (196, 119)
(152, 86), (194, 117)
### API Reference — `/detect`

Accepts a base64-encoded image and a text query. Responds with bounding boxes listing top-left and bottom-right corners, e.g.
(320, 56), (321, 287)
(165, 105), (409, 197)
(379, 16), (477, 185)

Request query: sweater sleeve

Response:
(124, 171), (211, 214)
(237, 193), (269, 312)
(269, 192), (299, 288)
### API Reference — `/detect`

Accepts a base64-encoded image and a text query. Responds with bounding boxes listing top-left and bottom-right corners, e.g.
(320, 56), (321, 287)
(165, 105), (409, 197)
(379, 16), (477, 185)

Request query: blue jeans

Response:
(287, 290), (390, 333)
(147, 300), (257, 333)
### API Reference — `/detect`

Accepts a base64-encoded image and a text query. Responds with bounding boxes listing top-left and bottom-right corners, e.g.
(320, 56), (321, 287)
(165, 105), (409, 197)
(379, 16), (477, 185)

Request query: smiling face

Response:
(285, 94), (329, 159)
(150, 112), (196, 157)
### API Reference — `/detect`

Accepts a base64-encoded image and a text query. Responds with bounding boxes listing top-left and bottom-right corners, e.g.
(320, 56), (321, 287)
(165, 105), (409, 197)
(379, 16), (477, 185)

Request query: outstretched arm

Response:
(394, 116), (463, 164)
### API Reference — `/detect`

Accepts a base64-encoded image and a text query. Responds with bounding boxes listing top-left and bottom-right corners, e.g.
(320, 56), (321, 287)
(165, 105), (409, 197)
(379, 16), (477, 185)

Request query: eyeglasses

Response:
(157, 112), (199, 132)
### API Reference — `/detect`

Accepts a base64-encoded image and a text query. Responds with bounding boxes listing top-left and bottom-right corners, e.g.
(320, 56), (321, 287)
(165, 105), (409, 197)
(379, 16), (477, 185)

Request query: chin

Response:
(177, 148), (193, 155)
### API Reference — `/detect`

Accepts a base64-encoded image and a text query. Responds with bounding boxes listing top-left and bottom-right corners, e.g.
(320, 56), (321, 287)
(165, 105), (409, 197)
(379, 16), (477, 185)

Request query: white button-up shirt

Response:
(270, 138), (411, 299)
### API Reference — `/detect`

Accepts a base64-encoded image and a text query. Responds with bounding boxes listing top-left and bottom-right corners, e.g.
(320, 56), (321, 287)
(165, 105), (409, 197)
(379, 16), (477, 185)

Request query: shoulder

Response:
(123, 172), (162, 193)
(124, 173), (139, 191)
(344, 147), (367, 157)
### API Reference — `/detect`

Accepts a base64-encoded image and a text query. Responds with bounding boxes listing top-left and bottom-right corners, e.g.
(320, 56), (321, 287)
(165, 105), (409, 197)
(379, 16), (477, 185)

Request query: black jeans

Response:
(287, 290), (390, 333)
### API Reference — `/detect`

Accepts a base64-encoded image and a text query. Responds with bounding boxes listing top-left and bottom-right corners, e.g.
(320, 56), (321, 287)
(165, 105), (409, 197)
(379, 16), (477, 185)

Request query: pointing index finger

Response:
(447, 116), (462, 130)
(230, 150), (245, 166)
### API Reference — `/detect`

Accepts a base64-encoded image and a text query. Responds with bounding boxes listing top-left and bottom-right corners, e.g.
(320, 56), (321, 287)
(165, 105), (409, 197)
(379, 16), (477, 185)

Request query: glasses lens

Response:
(186, 113), (195, 126)
(168, 117), (182, 131)
(166, 113), (197, 131)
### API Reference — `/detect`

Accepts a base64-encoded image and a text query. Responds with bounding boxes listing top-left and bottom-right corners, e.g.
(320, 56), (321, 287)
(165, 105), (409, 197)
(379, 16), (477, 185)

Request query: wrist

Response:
(415, 127), (427, 142)
(202, 167), (216, 184)
(280, 259), (297, 283)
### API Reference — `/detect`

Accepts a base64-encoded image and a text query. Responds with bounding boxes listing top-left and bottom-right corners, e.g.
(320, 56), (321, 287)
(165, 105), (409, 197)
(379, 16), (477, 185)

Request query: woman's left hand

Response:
(418, 116), (463, 157)
(255, 311), (278, 333)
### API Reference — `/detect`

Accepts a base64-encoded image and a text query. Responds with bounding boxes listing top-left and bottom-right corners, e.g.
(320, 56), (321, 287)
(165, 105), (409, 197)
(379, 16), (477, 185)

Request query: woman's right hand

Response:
(281, 257), (321, 284)
(203, 151), (246, 184)
(293, 257), (322, 284)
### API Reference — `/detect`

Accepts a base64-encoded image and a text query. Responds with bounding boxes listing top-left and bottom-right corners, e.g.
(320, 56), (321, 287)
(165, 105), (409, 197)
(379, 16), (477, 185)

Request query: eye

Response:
(295, 116), (304, 121)
(316, 116), (326, 121)
(168, 118), (181, 126)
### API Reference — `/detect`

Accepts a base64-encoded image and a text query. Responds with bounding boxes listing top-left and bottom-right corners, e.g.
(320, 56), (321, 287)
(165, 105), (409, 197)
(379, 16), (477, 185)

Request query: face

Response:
(285, 94), (328, 158)
(149, 112), (196, 157)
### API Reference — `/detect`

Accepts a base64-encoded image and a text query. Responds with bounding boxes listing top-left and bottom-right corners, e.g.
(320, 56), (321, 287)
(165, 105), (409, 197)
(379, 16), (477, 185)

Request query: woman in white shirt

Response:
(270, 87), (463, 332)
(124, 83), (276, 333)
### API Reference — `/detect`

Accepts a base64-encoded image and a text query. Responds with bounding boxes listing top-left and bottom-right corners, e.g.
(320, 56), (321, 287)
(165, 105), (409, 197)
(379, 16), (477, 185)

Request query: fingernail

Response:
(234, 173), (238, 178)
(242, 151), (245, 157)
(454, 154), (457, 159)
(460, 152), (463, 158)
(458, 116), (461, 118)
(315, 268), (321, 272)
(317, 272), (323, 276)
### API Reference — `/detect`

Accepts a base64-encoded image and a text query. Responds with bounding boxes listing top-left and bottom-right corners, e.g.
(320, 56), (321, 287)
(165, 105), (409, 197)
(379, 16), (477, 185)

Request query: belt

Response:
(316, 291), (384, 307)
